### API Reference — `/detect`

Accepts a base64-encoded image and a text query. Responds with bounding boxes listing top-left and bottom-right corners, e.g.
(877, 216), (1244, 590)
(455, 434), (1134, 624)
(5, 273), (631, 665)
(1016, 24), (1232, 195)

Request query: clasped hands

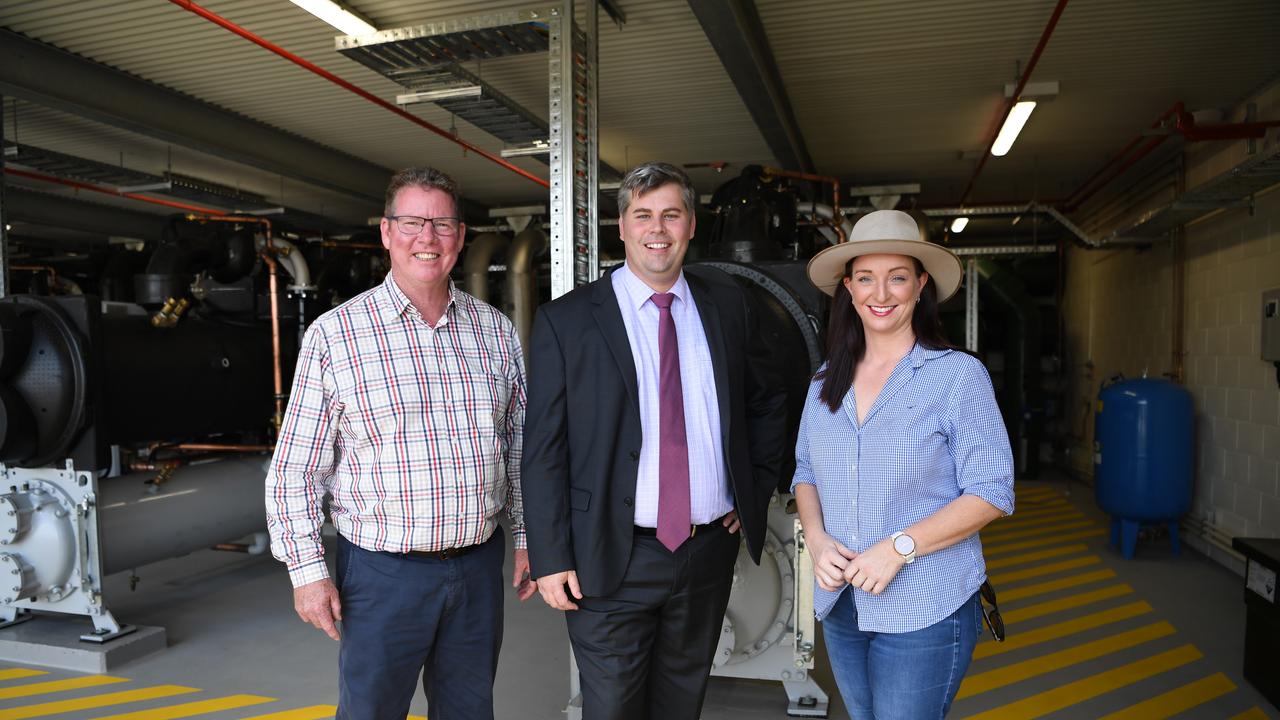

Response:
(809, 532), (906, 595)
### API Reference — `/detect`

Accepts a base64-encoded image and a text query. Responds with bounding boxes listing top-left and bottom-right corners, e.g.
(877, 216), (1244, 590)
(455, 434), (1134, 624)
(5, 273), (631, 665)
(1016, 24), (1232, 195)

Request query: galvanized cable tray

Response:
(1109, 141), (1280, 241)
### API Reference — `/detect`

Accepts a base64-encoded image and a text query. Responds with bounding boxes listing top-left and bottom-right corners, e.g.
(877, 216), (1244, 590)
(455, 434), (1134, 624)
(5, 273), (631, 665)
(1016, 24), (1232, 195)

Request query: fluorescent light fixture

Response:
(289, 0), (377, 36)
(991, 100), (1036, 157)
(950, 216), (970, 233)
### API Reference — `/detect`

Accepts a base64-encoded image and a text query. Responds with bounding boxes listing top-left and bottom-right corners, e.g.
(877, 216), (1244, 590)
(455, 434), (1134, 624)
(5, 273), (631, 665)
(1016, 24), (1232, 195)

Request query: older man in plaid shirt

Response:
(266, 166), (535, 720)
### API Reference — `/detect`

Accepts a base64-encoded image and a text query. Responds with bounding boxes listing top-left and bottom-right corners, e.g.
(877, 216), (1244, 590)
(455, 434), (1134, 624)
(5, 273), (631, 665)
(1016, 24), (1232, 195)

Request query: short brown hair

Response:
(384, 167), (461, 218)
(617, 162), (697, 217)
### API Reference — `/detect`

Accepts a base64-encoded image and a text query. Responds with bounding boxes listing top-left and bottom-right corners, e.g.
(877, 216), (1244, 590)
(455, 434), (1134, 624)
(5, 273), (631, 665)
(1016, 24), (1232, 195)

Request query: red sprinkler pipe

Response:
(1061, 102), (1280, 211)
(958, 0), (1070, 208)
(167, 0), (550, 190)
(5, 167), (227, 215)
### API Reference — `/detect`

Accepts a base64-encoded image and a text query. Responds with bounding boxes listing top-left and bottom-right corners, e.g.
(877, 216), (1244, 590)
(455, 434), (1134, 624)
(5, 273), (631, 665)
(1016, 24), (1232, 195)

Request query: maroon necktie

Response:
(651, 292), (691, 552)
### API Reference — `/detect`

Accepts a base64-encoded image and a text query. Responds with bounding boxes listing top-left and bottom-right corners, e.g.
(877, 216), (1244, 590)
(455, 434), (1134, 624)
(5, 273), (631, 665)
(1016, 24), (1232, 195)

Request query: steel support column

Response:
(965, 259), (979, 353)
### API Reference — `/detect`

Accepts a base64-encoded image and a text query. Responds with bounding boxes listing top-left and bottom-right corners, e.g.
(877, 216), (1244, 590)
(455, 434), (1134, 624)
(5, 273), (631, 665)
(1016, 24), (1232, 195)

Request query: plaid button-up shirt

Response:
(792, 344), (1014, 632)
(266, 274), (527, 587)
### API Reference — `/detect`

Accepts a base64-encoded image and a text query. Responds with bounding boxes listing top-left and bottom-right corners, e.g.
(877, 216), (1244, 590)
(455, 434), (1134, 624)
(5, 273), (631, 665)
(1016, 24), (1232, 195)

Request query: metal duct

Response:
(462, 232), (510, 305)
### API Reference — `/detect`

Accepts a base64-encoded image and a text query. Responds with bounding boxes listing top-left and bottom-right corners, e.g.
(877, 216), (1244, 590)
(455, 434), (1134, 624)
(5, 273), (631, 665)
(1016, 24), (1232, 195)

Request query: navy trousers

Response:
(334, 531), (504, 720)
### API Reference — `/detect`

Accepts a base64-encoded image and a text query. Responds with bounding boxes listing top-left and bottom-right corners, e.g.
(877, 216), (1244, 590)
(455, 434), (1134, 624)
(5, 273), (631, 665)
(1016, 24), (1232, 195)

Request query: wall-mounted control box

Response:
(1264, 288), (1280, 362)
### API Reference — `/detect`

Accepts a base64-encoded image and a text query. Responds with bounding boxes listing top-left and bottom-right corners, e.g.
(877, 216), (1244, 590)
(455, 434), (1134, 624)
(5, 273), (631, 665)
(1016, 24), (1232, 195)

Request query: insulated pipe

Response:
(166, 0), (549, 190)
(795, 202), (852, 246)
(463, 233), (510, 305)
(506, 227), (548, 357)
(265, 237), (312, 289)
(98, 457), (269, 575)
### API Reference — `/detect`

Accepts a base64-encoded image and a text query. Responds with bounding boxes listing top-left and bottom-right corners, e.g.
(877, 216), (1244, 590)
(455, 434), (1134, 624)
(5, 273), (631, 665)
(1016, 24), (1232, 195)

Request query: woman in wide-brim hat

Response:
(790, 209), (1015, 718)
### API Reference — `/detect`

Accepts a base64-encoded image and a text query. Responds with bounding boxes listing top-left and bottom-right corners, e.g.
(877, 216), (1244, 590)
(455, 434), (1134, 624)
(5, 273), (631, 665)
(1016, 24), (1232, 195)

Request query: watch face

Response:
(894, 534), (915, 556)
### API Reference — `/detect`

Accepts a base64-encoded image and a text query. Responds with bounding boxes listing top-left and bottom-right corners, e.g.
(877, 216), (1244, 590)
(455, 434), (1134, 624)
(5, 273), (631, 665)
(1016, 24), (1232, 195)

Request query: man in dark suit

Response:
(523, 161), (788, 719)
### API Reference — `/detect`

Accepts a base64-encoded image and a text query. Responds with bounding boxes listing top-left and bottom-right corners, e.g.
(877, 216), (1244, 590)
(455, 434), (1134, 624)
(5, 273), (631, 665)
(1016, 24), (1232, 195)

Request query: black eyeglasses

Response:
(387, 215), (461, 237)
(979, 580), (1005, 642)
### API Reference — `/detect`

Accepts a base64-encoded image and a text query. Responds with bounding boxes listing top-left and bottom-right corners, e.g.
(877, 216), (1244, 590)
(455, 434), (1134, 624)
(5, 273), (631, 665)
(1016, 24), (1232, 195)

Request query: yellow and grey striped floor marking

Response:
(957, 621), (1176, 699)
(973, 601), (1154, 660)
(963, 644), (1203, 719)
(987, 556), (1101, 585)
(238, 706), (337, 720)
(981, 519), (1097, 543)
(91, 694), (275, 719)
(950, 483), (1277, 718)
(0, 685), (198, 719)
(984, 544), (1089, 570)
(998, 568), (1117, 602)
(981, 509), (1084, 531)
(1000, 584), (1134, 624)
(982, 528), (1108, 555)
(0, 675), (128, 701)
(1096, 671), (1236, 719)
(0, 673), (46, 684)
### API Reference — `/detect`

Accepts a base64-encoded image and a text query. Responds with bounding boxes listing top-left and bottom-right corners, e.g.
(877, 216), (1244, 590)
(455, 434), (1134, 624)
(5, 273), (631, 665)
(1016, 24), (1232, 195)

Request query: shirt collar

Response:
(376, 273), (457, 325)
(909, 342), (953, 368)
(617, 261), (690, 311)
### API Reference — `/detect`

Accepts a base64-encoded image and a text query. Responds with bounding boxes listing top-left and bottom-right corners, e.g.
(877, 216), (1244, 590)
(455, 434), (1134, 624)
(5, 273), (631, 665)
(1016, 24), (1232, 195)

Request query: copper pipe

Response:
(260, 251), (285, 431)
(4, 167), (227, 215)
(11, 264), (58, 285)
(321, 241), (384, 251)
(168, 443), (274, 452)
(167, 0), (550, 189)
(763, 167), (842, 220)
(185, 213), (273, 240)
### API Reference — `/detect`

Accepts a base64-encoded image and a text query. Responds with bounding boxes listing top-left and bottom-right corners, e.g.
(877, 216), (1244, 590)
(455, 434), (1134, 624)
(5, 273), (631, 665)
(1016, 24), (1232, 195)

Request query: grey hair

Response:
(616, 162), (697, 217)
(384, 166), (461, 218)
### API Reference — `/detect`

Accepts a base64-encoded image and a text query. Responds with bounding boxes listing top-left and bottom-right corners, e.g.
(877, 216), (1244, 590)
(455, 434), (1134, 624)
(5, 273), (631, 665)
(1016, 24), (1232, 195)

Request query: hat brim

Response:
(806, 239), (963, 302)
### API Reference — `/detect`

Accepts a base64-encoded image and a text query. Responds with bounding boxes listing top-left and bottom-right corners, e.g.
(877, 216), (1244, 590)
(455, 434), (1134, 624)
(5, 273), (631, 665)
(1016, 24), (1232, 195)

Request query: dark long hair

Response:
(815, 256), (957, 412)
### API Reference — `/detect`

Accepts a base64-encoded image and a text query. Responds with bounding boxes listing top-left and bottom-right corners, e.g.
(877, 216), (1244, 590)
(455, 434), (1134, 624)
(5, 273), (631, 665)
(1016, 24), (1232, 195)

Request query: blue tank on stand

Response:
(1094, 377), (1194, 559)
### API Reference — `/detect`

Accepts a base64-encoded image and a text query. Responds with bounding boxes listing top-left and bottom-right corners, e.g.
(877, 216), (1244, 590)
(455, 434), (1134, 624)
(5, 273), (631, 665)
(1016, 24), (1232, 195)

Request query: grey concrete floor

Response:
(1, 475), (1277, 719)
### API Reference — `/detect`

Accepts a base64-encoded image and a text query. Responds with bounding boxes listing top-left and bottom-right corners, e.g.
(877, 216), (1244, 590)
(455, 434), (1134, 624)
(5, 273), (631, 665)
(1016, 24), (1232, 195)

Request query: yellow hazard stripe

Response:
(985, 544), (1089, 570)
(0, 675), (128, 700)
(989, 556), (1102, 585)
(998, 570), (1117, 603)
(973, 601), (1152, 660)
(963, 644), (1202, 720)
(1096, 672), (1235, 719)
(958, 621), (1175, 699)
(238, 706), (337, 720)
(91, 695), (276, 719)
(0, 670), (47, 682)
(0, 685), (198, 719)
(983, 529), (1107, 556)
(1001, 584), (1134, 624)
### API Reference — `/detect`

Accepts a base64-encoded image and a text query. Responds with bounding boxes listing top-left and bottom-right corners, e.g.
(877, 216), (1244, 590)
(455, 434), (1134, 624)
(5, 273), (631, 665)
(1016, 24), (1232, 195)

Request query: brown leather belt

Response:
(403, 532), (492, 560)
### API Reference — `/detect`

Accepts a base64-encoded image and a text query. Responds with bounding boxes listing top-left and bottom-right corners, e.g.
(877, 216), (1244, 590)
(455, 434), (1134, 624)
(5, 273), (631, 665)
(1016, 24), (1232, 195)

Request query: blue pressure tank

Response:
(1094, 378), (1194, 559)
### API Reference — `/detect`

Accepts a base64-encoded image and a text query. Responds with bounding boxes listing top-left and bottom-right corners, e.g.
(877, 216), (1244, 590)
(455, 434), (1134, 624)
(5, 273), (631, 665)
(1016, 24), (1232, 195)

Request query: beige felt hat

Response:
(805, 209), (963, 301)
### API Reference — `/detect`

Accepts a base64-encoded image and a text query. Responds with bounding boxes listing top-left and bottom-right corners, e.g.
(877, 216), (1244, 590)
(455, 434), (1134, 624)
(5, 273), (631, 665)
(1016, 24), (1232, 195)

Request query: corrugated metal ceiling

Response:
(2, 0), (1277, 224)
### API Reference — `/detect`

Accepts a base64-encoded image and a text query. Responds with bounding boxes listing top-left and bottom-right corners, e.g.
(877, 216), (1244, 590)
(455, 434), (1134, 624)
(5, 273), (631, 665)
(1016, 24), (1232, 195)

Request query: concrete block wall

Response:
(1061, 79), (1280, 563)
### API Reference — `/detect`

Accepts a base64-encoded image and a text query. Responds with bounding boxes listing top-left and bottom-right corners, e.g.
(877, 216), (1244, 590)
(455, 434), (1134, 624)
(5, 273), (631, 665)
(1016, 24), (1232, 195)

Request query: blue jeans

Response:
(820, 589), (981, 720)
(334, 531), (504, 720)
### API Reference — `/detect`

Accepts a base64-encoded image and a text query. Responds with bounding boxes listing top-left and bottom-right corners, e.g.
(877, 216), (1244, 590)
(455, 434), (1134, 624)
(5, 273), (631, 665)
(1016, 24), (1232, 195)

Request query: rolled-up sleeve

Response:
(942, 356), (1015, 516)
(790, 385), (818, 492)
(265, 322), (341, 587)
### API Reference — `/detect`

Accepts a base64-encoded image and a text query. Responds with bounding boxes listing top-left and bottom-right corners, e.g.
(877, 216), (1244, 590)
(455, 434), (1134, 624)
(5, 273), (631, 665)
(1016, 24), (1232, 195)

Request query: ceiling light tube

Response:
(289, 0), (377, 36)
(991, 100), (1037, 157)
(950, 216), (970, 233)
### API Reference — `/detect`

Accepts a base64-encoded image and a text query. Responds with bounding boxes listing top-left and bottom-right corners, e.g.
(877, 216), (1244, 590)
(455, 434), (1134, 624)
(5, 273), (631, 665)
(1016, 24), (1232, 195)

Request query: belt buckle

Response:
(438, 548), (453, 560)
(690, 524), (698, 538)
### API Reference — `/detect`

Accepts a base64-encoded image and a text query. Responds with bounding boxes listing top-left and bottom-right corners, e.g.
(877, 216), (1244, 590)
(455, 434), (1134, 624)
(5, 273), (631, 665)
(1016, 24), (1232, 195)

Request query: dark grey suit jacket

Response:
(522, 264), (788, 597)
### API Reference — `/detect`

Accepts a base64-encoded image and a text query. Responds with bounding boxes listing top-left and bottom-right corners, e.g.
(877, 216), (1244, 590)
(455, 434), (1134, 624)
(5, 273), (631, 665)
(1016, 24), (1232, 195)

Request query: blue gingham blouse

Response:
(791, 344), (1015, 632)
